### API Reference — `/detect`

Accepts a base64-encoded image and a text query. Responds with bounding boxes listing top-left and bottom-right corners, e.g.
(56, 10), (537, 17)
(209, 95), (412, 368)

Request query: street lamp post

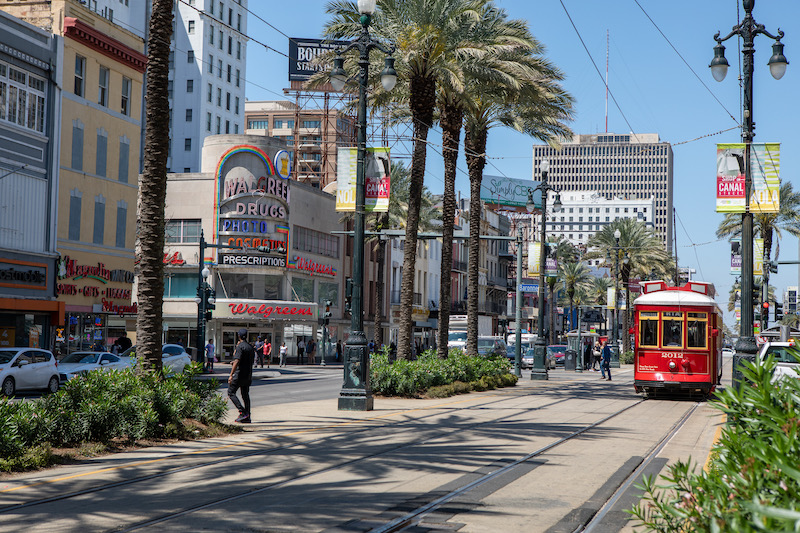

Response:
(195, 231), (216, 367)
(514, 226), (523, 377)
(710, 0), (788, 387)
(530, 159), (561, 380)
(612, 229), (621, 356)
(330, 0), (396, 411)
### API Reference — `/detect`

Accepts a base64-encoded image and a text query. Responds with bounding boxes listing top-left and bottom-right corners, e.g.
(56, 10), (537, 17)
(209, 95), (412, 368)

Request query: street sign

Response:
(519, 283), (539, 292)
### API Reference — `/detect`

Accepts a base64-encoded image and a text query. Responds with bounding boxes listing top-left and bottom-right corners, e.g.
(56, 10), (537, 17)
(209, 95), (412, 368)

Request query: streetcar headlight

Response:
(668, 361), (677, 371)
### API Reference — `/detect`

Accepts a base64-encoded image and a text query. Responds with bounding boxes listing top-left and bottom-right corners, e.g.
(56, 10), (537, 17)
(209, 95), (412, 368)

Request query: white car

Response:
(757, 341), (800, 383)
(722, 347), (735, 357)
(120, 344), (192, 375)
(0, 348), (60, 396)
(58, 351), (130, 382)
(447, 331), (467, 351)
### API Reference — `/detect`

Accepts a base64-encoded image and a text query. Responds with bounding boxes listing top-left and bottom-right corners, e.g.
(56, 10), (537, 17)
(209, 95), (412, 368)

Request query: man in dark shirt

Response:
(228, 328), (255, 423)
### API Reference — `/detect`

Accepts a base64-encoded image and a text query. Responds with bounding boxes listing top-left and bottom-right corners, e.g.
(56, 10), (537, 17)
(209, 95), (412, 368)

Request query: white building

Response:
(81, 0), (147, 37)
(169, 0), (248, 173)
(532, 133), (673, 248)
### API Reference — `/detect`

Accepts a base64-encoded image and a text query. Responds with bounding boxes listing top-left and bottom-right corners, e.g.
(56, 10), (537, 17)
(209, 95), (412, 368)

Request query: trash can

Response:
(564, 349), (577, 371)
(609, 344), (621, 368)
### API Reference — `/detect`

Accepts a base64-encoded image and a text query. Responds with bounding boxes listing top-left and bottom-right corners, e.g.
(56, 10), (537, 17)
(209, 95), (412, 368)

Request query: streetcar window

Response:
(662, 312), (683, 347)
(640, 312), (658, 347)
(687, 312), (707, 349)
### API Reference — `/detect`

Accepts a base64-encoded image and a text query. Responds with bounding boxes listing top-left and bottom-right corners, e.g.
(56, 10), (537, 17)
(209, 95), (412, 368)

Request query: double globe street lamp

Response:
(710, 0), (788, 386)
(330, 0), (396, 411)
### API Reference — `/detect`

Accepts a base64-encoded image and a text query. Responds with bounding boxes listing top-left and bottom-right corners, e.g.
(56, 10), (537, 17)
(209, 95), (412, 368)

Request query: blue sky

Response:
(244, 1), (800, 328)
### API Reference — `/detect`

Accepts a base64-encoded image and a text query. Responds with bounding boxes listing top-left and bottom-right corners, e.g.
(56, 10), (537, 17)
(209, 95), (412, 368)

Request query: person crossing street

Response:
(228, 329), (255, 423)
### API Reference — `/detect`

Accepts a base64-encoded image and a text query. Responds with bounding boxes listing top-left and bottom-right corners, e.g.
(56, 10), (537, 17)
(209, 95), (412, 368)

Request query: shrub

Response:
(620, 350), (635, 364)
(629, 356), (800, 532)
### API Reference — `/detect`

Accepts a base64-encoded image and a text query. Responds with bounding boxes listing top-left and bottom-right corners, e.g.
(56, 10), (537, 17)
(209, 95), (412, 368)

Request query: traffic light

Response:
(776, 302), (784, 322)
(322, 300), (332, 325)
(767, 261), (778, 274)
(344, 279), (353, 314)
(204, 287), (216, 321)
(762, 301), (770, 329)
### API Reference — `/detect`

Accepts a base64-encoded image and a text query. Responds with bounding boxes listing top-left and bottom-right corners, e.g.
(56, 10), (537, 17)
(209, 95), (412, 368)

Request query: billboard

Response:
(716, 143), (780, 213)
(480, 174), (542, 210)
(289, 38), (349, 82)
(335, 147), (390, 212)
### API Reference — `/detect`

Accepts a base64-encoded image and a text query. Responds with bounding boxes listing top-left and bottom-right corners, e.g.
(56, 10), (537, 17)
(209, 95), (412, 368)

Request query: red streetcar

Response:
(632, 280), (723, 398)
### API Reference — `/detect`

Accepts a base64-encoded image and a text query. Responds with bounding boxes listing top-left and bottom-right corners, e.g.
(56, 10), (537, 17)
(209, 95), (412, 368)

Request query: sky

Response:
(243, 0), (800, 328)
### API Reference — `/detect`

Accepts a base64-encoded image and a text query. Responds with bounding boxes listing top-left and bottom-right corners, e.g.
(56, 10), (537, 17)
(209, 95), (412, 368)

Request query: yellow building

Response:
(1, 1), (146, 352)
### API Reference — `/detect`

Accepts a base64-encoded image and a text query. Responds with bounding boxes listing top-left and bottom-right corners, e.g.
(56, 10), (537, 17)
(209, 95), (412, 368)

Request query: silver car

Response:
(0, 348), (60, 396)
(58, 351), (130, 382)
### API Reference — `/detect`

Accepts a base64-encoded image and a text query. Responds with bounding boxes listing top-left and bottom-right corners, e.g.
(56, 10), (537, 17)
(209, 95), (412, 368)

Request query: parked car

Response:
(477, 336), (507, 357)
(448, 331), (467, 351)
(547, 345), (568, 366)
(757, 341), (800, 383)
(0, 348), (60, 396)
(120, 344), (192, 375)
(58, 351), (130, 382)
(722, 347), (735, 358)
(506, 343), (537, 368)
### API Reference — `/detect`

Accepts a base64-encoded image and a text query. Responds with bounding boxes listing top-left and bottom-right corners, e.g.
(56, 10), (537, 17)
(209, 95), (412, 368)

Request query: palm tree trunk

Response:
(135, 0), (172, 372)
(437, 102), (462, 359)
(548, 279), (557, 344)
(374, 213), (388, 347)
(396, 75), (436, 361)
(464, 126), (488, 356)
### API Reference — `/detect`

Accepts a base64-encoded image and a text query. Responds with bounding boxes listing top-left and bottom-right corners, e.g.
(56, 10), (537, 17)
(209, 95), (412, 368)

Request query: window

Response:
(291, 278), (314, 303)
(686, 312), (707, 349)
(71, 120), (84, 170)
(187, 50), (194, 63)
(206, 112), (212, 132)
(228, 36), (232, 55)
(68, 189), (82, 241)
(209, 24), (214, 44)
(121, 76), (131, 115)
(302, 120), (321, 129)
(188, 20), (195, 34)
(184, 138), (192, 151)
(74, 55), (85, 96)
(236, 41), (241, 59)
(237, 14), (241, 31)
(208, 54), (214, 73)
(93, 195), (105, 245)
(215, 116), (221, 134)
(218, 30), (223, 50)
(639, 311), (659, 347)
(248, 119), (268, 129)
(165, 219), (201, 243)
(226, 92), (230, 110)
(96, 129), (107, 177)
(185, 109), (193, 122)
(98, 67), (109, 106)
(235, 69), (240, 87)
(115, 200), (127, 248)
(0, 64), (46, 133)
(217, 59), (222, 78)
(216, 88), (221, 106)
(227, 64), (231, 82)
(293, 226), (340, 258)
(225, 119), (229, 133)
(662, 312), (683, 348)
(118, 137), (130, 183)
(207, 83), (212, 103)
(186, 79), (194, 93)
(234, 96), (239, 114)
(163, 273), (199, 298)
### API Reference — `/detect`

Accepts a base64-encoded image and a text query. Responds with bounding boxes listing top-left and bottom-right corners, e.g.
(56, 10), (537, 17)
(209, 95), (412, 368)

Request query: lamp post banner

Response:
(606, 287), (616, 309)
(754, 238), (764, 277)
(335, 147), (390, 212)
(527, 242), (541, 277)
(716, 143), (780, 213)
(544, 243), (558, 277)
(731, 238), (742, 275)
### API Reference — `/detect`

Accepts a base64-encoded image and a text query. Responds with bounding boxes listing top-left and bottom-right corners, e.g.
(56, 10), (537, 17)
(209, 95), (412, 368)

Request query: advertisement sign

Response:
(731, 238), (741, 275)
(288, 38), (349, 82)
(716, 143), (780, 213)
(527, 242), (541, 277)
(480, 174), (542, 210)
(754, 238), (764, 277)
(214, 299), (317, 320)
(0, 259), (48, 290)
(214, 144), (290, 265)
(606, 287), (616, 310)
(335, 147), (390, 212)
(544, 243), (558, 277)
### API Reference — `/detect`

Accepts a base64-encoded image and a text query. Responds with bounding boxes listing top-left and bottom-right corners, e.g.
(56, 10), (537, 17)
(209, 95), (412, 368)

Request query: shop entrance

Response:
(220, 322), (282, 362)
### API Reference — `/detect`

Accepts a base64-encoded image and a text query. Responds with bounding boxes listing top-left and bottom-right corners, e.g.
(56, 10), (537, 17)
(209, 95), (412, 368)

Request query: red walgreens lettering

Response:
(228, 303), (313, 318)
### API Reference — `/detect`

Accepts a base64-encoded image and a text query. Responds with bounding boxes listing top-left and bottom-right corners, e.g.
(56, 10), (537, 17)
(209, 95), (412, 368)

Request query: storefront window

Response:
(164, 273), (197, 298)
(218, 273), (282, 300)
(319, 282), (338, 307)
(291, 277), (314, 302)
(0, 312), (49, 349)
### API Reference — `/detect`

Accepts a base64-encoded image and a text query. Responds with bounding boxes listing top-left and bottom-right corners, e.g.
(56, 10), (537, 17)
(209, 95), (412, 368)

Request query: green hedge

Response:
(0, 364), (226, 471)
(370, 348), (516, 397)
(629, 356), (800, 532)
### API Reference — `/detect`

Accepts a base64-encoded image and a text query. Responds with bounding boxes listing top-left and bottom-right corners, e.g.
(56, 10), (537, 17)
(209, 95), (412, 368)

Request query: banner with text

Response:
(716, 143), (780, 213)
(731, 238), (741, 275)
(527, 242), (541, 277)
(755, 238), (764, 277)
(335, 147), (390, 212)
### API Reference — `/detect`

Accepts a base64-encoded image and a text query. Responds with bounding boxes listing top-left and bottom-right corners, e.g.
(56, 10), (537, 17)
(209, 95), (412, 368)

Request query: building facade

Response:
(158, 134), (346, 362)
(170, 0), (247, 173)
(532, 133), (673, 248)
(244, 100), (356, 190)
(0, 11), (62, 349)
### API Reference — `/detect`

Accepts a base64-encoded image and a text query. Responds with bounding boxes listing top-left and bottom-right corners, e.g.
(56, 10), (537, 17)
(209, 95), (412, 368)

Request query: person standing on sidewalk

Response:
(254, 336), (264, 368)
(264, 339), (272, 368)
(601, 340), (612, 381)
(593, 341), (602, 371)
(228, 328), (254, 423)
(297, 338), (305, 365)
(279, 341), (287, 367)
(205, 339), (216, 373)
(307, 338), (316, 365)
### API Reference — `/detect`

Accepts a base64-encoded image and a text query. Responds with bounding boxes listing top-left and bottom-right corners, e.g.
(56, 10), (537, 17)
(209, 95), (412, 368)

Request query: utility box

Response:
(564, 349), (577, 371)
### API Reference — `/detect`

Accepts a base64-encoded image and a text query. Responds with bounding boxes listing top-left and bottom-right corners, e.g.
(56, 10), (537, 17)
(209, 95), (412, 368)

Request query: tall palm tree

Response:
(589, 275), (613, 336)
(546, 237), (579, 343)
(560, 261), (592, 332)
(135, 0), (173, 372)
(324, 0), (482, 360)
(462, 46), (574, 354)
(587, 219), (670, 352)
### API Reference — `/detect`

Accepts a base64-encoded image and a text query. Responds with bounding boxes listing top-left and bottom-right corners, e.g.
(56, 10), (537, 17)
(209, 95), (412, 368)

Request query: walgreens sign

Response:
(215, 299), (317, 320)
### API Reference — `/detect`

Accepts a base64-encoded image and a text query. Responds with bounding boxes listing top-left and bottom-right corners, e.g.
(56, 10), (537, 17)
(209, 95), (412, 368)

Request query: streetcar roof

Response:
(633, 289), (721, 312)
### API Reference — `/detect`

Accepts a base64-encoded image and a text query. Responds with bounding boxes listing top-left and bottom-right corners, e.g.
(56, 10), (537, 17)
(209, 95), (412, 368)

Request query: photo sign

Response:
(716, 143), (780, 213)
(335, 147), (390, 212)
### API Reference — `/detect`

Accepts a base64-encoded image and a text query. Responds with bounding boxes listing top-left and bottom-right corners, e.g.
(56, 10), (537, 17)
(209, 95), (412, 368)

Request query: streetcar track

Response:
(0, 387), (552, 514)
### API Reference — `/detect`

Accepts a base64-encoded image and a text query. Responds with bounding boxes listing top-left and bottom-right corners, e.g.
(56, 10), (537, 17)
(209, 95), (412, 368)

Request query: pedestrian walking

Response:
(264, 339), (272, 368)
(336, 340), (342, 362)
(306, 338), (316, 365)
(601, 340), (612, 381)
(205, 339), (216, 372)
(583, 341), (593, 370)
(254, 336), (265, 368)
(228, 328), (255, 423)
(279, 341), (287, 367)
(297, 338), (305, 365)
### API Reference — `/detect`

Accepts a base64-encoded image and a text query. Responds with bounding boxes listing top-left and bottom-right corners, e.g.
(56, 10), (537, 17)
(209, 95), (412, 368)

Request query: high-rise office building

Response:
(532, 133), (673, 248)
(170, 0), (247, 173)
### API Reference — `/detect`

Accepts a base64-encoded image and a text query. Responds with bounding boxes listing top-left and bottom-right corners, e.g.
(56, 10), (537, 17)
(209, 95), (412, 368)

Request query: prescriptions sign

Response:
(214, 144), (290, 267)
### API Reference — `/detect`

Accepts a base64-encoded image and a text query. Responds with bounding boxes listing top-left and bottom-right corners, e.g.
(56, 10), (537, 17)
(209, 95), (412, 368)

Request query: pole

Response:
(514, 226), (523, 377)
(532, 174), (549, 380)
(339, 22), (373, 410)
(613, 238), (620, 349)
(196, 231), (206, 365)
(576, 304), (583, 373)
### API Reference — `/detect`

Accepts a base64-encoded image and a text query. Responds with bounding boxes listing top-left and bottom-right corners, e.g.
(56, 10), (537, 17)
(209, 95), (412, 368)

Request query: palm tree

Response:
(462, 24), (574, 354)
(324, 0), (485, 360)
(135, 0), (173, 372)
(560, 261), (592, 332)
(545, 237), (579, 343)
(587, 219), (670, 352)
(589, 275), (613, 336)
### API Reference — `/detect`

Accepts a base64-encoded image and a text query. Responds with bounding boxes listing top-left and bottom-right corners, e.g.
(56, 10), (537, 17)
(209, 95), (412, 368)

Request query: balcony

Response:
(480, 301), (505, 315)
(452, 259), (468, 272)
(390, 290), (401, 305)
